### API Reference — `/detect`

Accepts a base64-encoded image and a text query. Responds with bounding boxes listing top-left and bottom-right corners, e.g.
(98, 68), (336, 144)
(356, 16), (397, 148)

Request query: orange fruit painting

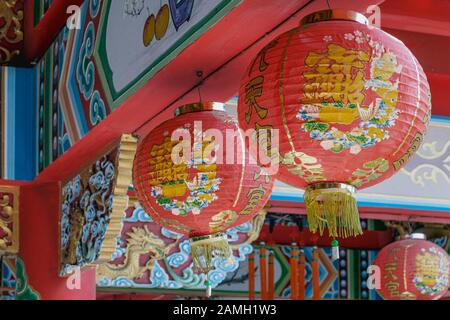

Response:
(155, 4), (170, 41)
(143, 14), (156, 47)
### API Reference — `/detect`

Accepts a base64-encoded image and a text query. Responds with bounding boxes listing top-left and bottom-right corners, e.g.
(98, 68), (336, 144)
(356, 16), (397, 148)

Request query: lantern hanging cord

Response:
(132, 0), (316, 135)
(326, 0), (331, 10)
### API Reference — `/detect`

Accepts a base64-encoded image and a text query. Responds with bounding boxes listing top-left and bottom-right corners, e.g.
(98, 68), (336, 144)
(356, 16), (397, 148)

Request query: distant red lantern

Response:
(133, 102), (274, 273)
(374, 234), (450, 300)
(237, 10), (431, 239)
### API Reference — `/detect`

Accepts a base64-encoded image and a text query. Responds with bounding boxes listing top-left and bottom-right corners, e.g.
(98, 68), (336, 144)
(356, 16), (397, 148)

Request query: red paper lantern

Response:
(237, 10), (431, 239)
(133, 102), (274, 272)
(373, 234), (450, 300)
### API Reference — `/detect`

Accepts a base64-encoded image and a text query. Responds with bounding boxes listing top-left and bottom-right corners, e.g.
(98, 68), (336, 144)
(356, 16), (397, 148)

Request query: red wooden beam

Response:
(24, 0), (85, 63)
(257, 225), (393, 249)
(35, 0), (381, 183)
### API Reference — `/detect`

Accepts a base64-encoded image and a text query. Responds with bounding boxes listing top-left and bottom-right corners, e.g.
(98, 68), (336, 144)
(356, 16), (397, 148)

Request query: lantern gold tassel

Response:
(190, 233), (232, 274)
(305, 182), (363, 238)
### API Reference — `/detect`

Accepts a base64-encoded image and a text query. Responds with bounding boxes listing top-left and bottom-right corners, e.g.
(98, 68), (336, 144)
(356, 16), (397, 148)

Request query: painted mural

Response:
(97, 202), (265, 290)
(96, 211), (450, 299)
(96, 211), (385, 299)
(32, 0), (242, 173)
(98, 0), (241, 106)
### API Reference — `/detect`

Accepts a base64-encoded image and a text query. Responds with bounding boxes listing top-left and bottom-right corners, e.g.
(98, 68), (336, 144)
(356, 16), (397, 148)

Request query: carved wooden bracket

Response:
(59, 134), (137, 276)
(0, 186), (19, 254)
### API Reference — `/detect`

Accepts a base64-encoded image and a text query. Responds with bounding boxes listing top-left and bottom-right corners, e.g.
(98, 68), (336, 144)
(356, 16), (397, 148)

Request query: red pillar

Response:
(290, 244), (299, 300)
(312, 247), (320, 300)
(20, 182), (96, 300)
(298, 249), (305, 300)
(259, 245), (267, 300)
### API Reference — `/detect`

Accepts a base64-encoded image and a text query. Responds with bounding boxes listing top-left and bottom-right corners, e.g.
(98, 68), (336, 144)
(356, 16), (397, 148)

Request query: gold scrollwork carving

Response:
(98, 134), (138, 262)
(393, 132), (423, 171)
(0, 0), (24, 63)
(0, 186), (19, 253)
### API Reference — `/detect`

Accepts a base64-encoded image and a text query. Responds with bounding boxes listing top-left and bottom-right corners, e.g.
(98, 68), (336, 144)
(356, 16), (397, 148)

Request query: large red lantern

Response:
(237, 10), (431, 239)
(133, 102), (274, 273)
(373, 234), (450, 300)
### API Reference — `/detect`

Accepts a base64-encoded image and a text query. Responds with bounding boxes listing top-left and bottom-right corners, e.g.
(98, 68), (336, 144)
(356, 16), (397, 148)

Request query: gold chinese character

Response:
(302, 44), (369, 106)
(245, 76), (268, 123)
(248, 40), (278, 75)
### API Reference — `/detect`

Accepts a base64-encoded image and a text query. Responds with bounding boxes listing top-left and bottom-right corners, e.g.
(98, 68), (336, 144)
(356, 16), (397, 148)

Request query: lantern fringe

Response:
(305, 187), (363, 238)
(190, 233), (232, 274)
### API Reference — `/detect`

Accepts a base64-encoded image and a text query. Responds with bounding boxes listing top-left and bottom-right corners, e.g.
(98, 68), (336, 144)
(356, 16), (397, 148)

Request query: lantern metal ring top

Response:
(301, 9), (369, 27)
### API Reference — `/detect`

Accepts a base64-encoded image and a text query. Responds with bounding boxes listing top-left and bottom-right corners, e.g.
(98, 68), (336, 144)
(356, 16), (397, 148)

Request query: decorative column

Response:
(312, 247), (320, 300)
(248, 252), (255, 300)
(298, 249), (305, 300)
(290, 243), (299, 300)
(259, 243), (267, 300)
(268, 250), (274, 300)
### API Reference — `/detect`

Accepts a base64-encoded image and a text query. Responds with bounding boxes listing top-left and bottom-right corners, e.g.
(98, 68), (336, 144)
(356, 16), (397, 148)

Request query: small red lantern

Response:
(237, 10), (431, 239)
(133, 102), (274, 273)
(373, 234), (450, 300)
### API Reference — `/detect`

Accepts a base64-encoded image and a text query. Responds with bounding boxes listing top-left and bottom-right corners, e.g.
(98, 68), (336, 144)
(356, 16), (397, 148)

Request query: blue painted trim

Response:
(67, 3), (89, 138)
(5, 67), (16, 179)
(430, 115), (450, 124)
(270, 192), (450, 213)
(11, 67), (38, 181)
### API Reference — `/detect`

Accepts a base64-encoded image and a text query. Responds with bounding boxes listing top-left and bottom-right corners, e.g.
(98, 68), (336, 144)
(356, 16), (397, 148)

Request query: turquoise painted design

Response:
(90, 0), (101, 18)
(123, 205), (152, 222)
(65, 2), (90, 139)
(89, 90), (107, 125)
(1, 256), (40, 300)
(16, 258), (40, 300)
(1, 256), (17, 300)
(60, 155), (117, 275)
(76, 22), (96, 100)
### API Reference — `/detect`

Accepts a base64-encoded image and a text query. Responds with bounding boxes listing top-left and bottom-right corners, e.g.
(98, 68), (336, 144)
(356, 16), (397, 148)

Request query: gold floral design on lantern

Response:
(298, 31), (403, 155)
(348, 157), (389, 188)
(149, 136), (222, 216)
(281, 151), (325, 183)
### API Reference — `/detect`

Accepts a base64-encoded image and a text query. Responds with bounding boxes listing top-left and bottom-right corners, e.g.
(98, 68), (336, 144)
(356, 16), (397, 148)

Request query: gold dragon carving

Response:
(96, 226), (178, 280)
(96, 209), (268, 280)
(0, 0), (24, 63)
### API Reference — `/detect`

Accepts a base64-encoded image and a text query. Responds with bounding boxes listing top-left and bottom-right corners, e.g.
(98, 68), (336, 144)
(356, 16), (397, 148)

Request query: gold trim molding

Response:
(0, 185), (19, 254)
(98, 134), (138, 262)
